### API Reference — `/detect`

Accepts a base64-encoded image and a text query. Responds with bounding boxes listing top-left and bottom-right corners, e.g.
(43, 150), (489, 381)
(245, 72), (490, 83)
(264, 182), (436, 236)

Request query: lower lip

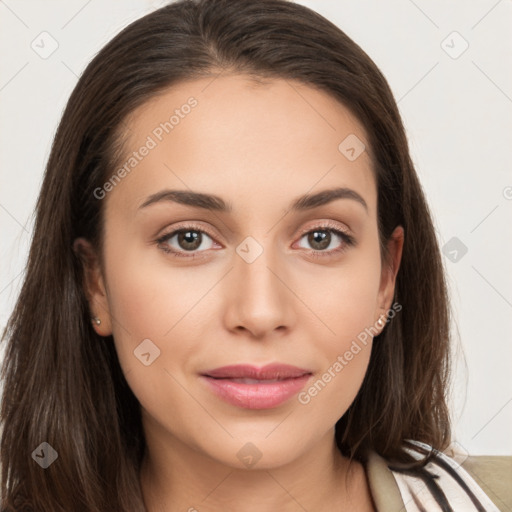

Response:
(200, 375), (312, 409)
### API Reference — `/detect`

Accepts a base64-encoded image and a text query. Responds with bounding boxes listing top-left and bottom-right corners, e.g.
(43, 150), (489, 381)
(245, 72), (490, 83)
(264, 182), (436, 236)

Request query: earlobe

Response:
(73, 237), (113, 337)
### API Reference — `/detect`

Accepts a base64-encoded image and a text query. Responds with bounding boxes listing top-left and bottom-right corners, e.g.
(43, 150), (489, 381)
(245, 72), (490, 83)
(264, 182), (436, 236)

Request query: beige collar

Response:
(364, 450), (406, 511)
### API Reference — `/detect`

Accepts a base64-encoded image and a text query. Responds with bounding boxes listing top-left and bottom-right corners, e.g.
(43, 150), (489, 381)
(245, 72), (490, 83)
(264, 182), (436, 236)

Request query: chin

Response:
(196, 431), (314, 471)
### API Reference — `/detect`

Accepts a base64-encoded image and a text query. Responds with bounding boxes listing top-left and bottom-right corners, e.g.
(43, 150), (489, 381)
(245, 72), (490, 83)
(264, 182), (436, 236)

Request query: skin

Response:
(76, 74), (404, 511)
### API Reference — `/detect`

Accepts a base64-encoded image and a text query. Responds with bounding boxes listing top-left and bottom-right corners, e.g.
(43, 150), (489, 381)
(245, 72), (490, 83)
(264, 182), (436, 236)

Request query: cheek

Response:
(103, 253), (210, 442)
(103, 211), (212, 325)
(101, 235), (213, 380)
(296, 248), (381, 420)
(297, 341), (372, 433)
(295, 275), (376, 428)
(304, 243), (382, 342)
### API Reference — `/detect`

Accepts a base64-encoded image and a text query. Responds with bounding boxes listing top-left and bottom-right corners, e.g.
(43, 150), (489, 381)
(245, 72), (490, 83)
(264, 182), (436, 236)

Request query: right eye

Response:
(156, 224), (220, 258)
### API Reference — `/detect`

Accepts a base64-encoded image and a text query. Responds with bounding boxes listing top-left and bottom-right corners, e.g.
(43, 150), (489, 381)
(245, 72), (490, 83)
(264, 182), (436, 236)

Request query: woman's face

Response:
(83, 74), (403, 470)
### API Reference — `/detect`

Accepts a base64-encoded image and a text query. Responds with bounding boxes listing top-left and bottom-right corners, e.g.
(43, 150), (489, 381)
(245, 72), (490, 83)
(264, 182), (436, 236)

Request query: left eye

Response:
(297, 228), (351, 252)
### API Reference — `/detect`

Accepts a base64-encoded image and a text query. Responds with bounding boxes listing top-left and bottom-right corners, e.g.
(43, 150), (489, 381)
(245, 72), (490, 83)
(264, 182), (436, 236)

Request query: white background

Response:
(0, 0), (511, 455)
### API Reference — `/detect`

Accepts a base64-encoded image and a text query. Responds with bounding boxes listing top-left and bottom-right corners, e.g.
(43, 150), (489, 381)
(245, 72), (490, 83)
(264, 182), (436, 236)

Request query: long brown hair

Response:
(0, 0), (452, 510)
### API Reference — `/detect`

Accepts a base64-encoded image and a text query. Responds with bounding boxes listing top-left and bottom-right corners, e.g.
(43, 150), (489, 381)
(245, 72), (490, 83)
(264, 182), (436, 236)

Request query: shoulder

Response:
(390, 440), (503, 511)
(365, 440), (506, 511)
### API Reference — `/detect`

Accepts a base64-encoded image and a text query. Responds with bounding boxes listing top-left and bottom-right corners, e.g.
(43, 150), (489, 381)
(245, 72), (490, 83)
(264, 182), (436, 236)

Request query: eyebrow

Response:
(139, 187), (368, 214)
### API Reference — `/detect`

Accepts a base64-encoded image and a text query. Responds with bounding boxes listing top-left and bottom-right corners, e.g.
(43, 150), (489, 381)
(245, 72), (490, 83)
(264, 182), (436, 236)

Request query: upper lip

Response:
(201, 363), (312, 380)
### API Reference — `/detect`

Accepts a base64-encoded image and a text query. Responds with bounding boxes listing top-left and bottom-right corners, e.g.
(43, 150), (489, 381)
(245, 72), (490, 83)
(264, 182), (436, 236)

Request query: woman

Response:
(0, 0), (502, 510)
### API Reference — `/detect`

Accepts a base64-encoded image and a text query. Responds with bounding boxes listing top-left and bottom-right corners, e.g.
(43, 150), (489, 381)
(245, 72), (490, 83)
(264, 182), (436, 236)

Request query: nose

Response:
(223, 243), (296, 340)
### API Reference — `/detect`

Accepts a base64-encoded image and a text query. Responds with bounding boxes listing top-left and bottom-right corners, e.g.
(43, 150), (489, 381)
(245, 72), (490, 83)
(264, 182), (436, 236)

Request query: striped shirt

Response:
(365, 440), (501, 511)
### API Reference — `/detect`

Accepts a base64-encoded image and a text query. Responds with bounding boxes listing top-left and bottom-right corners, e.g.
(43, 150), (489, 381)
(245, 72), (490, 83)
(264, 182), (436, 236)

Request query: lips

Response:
(200, 364), (313, 409)
(202, 363), (311, 380)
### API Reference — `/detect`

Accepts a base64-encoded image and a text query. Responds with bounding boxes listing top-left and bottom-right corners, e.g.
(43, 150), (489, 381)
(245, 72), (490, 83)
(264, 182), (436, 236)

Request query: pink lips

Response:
(200, 364), (312, 409)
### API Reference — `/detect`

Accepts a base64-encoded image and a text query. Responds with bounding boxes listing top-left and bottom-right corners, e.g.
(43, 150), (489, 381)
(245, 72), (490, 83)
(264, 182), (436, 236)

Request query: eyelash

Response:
(155, 221), (356, 259)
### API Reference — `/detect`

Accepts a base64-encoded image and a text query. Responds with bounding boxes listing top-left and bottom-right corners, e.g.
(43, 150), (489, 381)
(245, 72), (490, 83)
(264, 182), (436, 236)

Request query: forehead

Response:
(106, 74), (377, 217)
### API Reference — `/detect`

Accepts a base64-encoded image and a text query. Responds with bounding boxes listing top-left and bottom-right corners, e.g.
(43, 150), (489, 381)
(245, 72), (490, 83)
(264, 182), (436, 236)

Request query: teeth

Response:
(230, 378), (281, 384)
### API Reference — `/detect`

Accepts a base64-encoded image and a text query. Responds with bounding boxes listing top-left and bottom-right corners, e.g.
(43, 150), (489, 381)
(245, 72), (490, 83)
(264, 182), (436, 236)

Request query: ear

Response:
(374, 225), (404, 332)
(73, 237), (113, 337)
